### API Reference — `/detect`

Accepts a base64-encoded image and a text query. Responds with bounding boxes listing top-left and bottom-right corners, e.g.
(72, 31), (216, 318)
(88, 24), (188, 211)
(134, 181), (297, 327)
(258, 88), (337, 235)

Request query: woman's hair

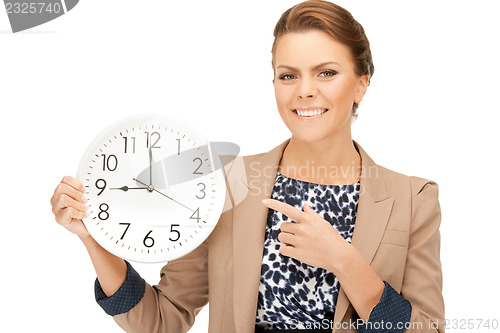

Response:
(272, 0), (374, 121)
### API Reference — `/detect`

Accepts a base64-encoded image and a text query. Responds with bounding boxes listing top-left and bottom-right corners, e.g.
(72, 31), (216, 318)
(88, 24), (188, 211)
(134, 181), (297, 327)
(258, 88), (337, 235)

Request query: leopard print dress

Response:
(255, 172), (360, 330)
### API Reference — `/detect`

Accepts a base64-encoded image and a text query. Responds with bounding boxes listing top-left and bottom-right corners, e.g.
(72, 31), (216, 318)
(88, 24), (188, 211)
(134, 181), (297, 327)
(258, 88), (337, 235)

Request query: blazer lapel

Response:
(332, 140), (394, 330)
(232, 139), (289, 333)
(231, 139), (393, 333)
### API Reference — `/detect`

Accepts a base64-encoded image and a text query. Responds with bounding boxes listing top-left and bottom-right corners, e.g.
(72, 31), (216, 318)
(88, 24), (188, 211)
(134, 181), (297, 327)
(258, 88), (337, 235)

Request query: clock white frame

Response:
(76, 114), (227, 263)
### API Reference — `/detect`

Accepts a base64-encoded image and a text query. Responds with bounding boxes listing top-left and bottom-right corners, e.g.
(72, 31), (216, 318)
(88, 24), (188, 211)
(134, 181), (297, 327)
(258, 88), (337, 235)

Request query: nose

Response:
(298, 76), (317, 99)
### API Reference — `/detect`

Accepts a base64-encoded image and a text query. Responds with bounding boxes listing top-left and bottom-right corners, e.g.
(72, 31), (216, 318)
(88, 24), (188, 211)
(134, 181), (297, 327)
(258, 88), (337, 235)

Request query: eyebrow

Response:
(276, 61), (341, 71)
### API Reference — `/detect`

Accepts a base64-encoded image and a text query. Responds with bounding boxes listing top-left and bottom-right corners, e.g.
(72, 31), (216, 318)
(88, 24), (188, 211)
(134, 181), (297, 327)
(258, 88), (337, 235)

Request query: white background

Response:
(1, 0), (499, 332)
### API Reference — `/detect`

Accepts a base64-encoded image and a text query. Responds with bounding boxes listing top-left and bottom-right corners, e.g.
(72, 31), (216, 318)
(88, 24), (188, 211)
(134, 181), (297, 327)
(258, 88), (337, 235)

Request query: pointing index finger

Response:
(262, 198), (304, 222)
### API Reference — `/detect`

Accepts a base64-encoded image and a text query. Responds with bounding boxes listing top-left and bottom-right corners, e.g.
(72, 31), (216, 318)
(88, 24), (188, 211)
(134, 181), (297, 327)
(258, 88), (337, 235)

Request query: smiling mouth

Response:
(292, 108), (328, 117)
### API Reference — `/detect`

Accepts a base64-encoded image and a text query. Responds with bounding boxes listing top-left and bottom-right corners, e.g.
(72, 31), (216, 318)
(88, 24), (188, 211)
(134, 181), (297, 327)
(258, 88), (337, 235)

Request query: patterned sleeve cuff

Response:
(354, 281), (412, 333)
(94, 260), (146, 316)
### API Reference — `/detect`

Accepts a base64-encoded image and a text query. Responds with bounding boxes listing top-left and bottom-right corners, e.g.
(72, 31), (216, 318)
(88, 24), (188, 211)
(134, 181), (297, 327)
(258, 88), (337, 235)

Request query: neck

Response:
(278, 135), (361, 185)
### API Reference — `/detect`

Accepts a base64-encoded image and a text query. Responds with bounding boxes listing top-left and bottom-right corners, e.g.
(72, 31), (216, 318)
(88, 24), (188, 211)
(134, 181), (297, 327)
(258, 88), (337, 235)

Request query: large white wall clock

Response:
(76, 114), (227, 263)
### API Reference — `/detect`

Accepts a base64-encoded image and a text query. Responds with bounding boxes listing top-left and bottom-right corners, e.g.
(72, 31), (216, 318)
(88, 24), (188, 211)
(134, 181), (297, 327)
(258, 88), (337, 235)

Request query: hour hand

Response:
(110, 186), (148, 192)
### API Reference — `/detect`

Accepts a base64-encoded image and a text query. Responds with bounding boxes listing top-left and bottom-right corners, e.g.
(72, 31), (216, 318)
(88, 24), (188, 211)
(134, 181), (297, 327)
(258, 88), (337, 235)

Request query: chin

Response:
(285, 122), (343, 144)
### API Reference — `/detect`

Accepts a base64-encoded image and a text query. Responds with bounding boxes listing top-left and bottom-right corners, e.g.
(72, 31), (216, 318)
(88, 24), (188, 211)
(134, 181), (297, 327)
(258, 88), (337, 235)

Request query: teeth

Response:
(295, 109), (327, 117)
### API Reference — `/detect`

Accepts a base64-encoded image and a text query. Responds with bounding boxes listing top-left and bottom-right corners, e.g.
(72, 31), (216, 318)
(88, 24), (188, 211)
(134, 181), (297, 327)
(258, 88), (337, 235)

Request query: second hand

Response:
(133, 178), (194, 212)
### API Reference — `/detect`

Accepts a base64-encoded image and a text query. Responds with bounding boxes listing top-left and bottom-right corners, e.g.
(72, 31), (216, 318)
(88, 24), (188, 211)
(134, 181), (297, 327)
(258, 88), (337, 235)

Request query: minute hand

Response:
(133, 178), (194, 212)
(149, 144), (153, 186)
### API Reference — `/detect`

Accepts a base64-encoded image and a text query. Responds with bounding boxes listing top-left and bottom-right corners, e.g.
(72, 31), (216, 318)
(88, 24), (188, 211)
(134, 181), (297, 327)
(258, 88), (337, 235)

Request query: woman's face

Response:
(273, 29), (369, 144)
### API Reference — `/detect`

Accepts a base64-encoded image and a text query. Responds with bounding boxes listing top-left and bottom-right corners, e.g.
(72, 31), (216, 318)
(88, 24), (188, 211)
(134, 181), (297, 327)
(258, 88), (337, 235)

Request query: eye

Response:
(319, 70), (337, 77)
(279, 74), (296, 80)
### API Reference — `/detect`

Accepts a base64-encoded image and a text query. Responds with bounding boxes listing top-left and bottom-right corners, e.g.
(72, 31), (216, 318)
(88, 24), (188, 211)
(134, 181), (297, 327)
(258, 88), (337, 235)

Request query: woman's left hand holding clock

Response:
(50, 176), (91, 238)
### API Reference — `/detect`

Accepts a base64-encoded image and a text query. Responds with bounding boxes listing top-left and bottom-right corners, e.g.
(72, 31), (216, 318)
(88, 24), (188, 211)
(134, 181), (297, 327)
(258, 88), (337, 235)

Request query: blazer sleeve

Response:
(111, 236), (210, 333)
(401, 177), (445, 332)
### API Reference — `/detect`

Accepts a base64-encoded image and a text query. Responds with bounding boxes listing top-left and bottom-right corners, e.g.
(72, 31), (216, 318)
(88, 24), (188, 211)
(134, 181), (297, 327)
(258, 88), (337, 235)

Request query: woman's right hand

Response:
(51, 176), (91, 239)
(51, 176), (128, 298)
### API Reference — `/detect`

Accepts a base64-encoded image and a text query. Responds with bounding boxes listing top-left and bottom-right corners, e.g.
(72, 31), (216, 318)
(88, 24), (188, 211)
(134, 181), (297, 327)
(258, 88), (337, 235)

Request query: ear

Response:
(354, 74), (370, 104)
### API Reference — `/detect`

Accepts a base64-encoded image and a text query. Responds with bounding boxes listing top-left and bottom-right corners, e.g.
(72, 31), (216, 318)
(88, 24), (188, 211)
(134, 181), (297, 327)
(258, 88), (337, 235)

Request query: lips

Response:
(292, 108), (328, 117)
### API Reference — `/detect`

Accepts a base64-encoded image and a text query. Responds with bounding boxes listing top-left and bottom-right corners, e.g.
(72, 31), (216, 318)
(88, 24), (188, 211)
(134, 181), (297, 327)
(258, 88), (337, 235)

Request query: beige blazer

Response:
(112, 139), (445, 333)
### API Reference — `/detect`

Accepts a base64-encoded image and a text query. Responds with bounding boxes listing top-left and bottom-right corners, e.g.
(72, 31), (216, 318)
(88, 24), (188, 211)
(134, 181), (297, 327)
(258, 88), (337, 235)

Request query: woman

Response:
(50, 1), (444, 332)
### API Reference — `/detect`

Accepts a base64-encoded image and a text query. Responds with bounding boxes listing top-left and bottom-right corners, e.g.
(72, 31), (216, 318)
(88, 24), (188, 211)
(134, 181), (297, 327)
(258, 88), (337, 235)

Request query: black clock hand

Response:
(133, 178), (194, 212)
(149, 144), (153, 186)
(110, 186), (148, 192)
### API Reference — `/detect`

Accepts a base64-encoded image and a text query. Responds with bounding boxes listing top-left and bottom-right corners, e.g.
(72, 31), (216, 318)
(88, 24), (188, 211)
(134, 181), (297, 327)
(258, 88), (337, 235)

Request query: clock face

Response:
(76, 115), (226, 263)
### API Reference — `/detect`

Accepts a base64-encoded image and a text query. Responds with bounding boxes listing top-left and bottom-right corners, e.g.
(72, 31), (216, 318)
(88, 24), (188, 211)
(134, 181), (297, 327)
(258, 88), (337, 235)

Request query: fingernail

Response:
(82, 195), (87, 203)
(262, 199), (270, 205)
(83, 204), (89, 210)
